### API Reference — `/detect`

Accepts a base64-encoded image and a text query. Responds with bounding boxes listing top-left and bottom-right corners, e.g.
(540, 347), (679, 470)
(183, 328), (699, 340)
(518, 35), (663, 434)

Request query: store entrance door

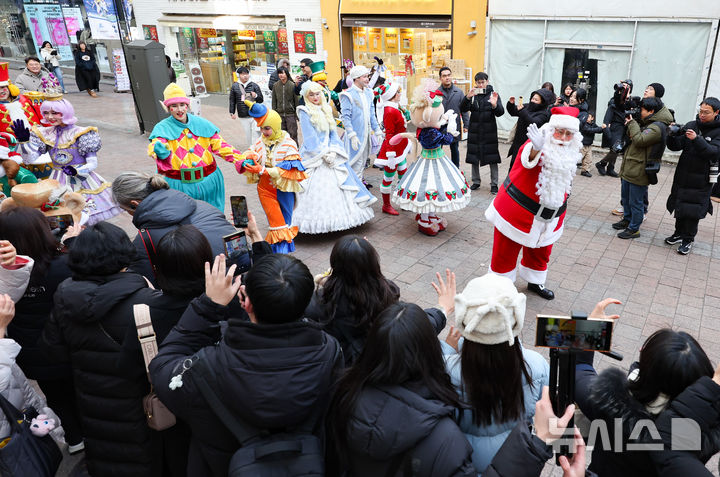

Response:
(561, 49), (597, 114)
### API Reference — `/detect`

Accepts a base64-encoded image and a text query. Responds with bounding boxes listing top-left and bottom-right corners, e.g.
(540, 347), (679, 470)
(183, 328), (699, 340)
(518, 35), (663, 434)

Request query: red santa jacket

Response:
(485, 139), (567, 248)
(0, 95), (43, 135)
(376, 103), (410, 167)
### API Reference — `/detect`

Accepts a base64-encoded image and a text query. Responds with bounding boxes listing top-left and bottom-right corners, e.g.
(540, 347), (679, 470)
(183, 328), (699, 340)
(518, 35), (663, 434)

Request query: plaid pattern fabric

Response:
(149, 131), (242, 172)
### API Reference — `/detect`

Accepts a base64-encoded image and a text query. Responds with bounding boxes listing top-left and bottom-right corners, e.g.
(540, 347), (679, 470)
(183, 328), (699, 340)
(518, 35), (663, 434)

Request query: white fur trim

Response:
(549, 114), (580, 132)
(520, 142), (541, 169)
(518, 264), (547, 285)
(488, 264), (517, 282)
(381, 83), (400, 102)
(484, 202), (564, 248)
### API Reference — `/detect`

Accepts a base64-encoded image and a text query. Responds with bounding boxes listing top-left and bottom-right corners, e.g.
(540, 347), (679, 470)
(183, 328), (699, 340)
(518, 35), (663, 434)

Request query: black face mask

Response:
(528, 102), (545, 112)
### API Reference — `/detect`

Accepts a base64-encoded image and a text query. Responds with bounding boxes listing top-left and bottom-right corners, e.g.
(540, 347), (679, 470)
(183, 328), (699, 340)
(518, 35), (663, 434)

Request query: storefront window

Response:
(351, 26), (452, 99)
(177, 26), (284, 95)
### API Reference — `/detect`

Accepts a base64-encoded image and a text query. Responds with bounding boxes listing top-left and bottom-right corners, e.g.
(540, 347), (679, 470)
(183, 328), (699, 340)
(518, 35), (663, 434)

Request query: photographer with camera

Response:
(597, 80), (636, 178)
(612, 97), (672, 239)
(664, 97), (720, 255)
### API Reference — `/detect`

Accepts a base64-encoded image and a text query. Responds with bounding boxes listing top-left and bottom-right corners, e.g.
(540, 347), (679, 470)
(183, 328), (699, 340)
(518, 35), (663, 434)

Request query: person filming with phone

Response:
(461, 72), (504, 194)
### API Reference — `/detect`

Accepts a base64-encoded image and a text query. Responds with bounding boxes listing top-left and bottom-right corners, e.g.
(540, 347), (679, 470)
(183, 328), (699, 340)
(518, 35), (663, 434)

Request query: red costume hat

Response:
(548, 106), (580, 132)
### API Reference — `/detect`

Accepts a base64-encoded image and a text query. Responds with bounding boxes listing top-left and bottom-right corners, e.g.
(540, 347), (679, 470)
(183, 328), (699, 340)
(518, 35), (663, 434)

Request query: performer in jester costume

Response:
(148, 83), (245, 212)
(241, 100), (307, 253)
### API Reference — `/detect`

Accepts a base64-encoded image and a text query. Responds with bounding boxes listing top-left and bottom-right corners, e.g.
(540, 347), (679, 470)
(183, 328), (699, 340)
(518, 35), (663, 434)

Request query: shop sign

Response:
(400, 28), (413, 53)
(63, 7), (85, 43)
(237, 30), (256, 40)
(293, 31), (316, 54)
(384, 28), (398, 54)
(368, 27), (382, 53)
(82, 0), (120, 40)
(198, 28), (217, 38)
(263, 31), (277, 54)
(112, 48), (131, 91)
(353, 27), (367, 52)
(426, 39), (432, 67)
(277, 28), (289, 54)
(23, 4), (73, 60)
(143, 25), (158, 41)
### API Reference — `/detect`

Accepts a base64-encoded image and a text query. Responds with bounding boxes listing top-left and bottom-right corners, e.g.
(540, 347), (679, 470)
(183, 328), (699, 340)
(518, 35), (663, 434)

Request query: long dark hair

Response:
(0, 207), (59, 285)
(329, 302), (461, 459)
(321, 235), (398, 329)
(628, 329), (713, 405)
(155, 225), (212, 297)
(460, 337), (532, 426)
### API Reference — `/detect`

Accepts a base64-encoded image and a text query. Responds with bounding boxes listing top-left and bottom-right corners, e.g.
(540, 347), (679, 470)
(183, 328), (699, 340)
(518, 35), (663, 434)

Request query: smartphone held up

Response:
(230, 196), (248, 228)
(535, 315), (614, 352)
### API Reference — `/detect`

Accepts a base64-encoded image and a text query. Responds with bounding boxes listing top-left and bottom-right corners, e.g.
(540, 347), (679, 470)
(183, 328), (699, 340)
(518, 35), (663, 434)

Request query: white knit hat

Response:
(349, 65), (370, 80)
(454, 274), (526, 345)
(380, 82), (400, 102)
(548, 106), (580, 132)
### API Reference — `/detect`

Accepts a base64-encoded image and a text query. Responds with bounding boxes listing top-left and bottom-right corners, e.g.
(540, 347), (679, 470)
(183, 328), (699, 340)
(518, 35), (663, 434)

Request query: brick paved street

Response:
(59, 89), (719, 475)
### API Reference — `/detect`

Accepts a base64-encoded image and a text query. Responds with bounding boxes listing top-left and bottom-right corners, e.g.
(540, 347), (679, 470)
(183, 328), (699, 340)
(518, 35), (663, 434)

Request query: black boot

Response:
(528, 283), (554, 300)
(606, 166), (619, 178)
(595, 161), (606, 176)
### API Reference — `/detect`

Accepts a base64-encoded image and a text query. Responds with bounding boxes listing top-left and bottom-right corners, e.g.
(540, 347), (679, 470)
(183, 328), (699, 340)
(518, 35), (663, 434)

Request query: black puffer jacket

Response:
(575, 353), (720, 477)
(460, 85), (504, 166)
(650, 376), (720, 477)
(41, 272), (170, 477)
(666, 117), (720, 220)
(8, 254), (72, 380)
(601, 99), (627, 149)
(342, 383), (476, 476)
(574, 101), (604, 146)
(506, 88), (555, 162)
(229, 81), (263, 117)
(129, 189), (236, 283)
(149, 295), (342, 477)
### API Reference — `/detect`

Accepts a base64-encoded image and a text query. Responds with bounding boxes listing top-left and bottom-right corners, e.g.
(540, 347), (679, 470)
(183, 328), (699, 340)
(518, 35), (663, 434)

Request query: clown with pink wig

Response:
(24, 97), (120, 224)
(148, 83), (245, 212)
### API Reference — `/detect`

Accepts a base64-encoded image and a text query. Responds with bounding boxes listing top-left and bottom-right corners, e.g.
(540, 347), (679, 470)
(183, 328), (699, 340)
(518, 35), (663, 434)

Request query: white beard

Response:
(536, 136), (582, 209)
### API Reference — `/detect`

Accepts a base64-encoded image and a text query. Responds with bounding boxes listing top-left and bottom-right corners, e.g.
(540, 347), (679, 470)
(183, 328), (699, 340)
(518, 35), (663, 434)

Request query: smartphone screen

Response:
(46, 214), (73, 234)
(477, 87), (485, 94)
(535, 315), (614, 352)
(230, 196), (248, 228)
(223, 231), (251, 274)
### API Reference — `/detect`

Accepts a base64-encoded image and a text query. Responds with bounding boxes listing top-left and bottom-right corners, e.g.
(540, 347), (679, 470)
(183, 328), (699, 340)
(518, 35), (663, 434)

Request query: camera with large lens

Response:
(622, 96), (642, 119)
(667, 124), (687, 136)
(710, 160), (719, 184)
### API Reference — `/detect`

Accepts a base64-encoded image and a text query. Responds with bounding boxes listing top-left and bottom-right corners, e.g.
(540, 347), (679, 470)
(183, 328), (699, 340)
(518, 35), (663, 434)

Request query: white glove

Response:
(527, 123), (545, 151)
(350, 135), (361, 151)
(445, 111), (459, 137)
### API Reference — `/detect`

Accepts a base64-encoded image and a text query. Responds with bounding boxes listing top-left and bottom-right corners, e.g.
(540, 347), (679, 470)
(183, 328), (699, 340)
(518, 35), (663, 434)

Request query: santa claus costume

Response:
(375, 81), (411, 215)
(485, 106), (582, 299)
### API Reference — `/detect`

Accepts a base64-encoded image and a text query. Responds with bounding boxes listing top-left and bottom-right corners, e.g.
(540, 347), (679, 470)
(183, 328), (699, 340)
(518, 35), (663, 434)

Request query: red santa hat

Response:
(548, 106), (580, 132)
(377, 82), (400, 102)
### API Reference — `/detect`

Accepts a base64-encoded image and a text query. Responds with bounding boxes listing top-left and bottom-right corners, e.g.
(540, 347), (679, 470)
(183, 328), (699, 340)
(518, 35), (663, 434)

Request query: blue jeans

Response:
(621, 179), (646, 232)
(51, 66), (65, 92)
(449, 140), (460, 168)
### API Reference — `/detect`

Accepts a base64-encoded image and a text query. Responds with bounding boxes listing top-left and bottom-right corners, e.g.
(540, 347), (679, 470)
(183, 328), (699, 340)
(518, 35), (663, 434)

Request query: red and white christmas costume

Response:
(377, 102), (411, 215)
(485, 141), (568, 285)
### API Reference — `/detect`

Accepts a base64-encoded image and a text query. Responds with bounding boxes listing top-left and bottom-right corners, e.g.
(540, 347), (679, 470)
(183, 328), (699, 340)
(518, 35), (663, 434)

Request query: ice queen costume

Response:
(27, 99), (119, 224)
(391, 81), (470, 236)
(293, 81), (376, 234)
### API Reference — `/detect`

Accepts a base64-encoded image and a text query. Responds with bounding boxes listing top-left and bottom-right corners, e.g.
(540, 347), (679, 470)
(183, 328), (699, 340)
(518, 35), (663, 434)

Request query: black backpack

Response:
(191, 346), (338, 477)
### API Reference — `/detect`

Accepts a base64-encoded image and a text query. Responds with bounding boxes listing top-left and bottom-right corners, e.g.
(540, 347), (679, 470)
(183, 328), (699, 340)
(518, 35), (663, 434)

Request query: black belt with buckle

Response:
(502, 177), (567, 221)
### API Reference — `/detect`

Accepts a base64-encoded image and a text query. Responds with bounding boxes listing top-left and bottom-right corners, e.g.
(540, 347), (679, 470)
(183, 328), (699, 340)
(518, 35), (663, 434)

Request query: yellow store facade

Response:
(320, 0), (488, 95)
